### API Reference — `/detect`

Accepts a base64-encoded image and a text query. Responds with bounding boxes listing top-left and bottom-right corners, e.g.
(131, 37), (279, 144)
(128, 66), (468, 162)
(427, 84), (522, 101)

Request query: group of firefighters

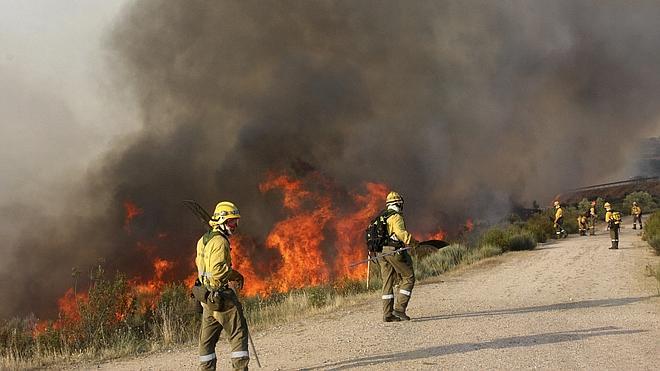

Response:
(554, 199), (643, 250)
(192, 193), (645, 370)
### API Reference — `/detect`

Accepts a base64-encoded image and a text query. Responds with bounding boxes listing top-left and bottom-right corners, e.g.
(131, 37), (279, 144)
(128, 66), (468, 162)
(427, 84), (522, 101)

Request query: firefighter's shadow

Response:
(303, 326), (646, 370)
(413, 295), (655, 322)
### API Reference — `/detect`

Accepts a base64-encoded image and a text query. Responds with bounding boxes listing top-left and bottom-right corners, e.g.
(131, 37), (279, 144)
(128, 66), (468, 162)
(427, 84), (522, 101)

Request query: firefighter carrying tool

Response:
(190, 201), (253, 371)
(378, 191), (418, 322)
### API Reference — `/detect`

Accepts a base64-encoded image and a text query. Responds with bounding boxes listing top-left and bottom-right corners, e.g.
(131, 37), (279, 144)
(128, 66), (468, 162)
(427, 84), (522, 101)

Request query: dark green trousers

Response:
(379, 246), (415, 318)
(199, 290), (249, 371)
(609, 226), (619, 249)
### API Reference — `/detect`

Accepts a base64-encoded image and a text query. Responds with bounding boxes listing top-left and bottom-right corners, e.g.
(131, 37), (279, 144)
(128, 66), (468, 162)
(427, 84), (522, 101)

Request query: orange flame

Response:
(134, 257), (174, 310)
(123, 200), (144, 232)
(333, 182), (388, 279)
(465, 218), (474, 232)
(260, 173), (332, 291)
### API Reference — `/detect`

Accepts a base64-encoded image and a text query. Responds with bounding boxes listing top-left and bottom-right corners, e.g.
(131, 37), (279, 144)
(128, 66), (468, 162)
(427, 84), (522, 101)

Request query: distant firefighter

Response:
(589, 201), (598, 236)
(605, 202), (621, 250)
(553, 201), (568, 238)
(577, 213), (588, 236)
(631, 201), (643, 230)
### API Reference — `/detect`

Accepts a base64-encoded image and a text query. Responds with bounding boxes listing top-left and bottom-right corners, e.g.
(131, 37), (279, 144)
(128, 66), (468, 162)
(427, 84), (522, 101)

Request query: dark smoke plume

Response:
(3, 0), (660, 318)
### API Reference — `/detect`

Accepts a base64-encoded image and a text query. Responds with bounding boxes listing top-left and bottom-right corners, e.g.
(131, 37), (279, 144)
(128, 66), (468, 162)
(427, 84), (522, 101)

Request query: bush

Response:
(623, 191), (657, 214)
(524, 213), (555, 243)
(507, 231), (537, 251)
(481, 228), (511, 249)
(481, 225), (540, 251)
(643, 212), (660, 255)
(414, 245), (469, 279)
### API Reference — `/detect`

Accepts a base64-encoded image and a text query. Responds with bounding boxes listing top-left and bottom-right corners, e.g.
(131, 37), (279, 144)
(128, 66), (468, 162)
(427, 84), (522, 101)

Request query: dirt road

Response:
(94, 219), (659, 370)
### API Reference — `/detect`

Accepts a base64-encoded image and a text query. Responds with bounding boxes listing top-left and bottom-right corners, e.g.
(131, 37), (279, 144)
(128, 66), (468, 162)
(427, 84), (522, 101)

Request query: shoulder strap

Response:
(203, 230), (228, 245)
(381, 208), (398, 220)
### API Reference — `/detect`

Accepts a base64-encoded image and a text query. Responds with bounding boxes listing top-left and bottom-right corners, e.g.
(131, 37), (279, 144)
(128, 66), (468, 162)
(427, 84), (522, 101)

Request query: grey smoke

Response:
(3, 0), (660, 318)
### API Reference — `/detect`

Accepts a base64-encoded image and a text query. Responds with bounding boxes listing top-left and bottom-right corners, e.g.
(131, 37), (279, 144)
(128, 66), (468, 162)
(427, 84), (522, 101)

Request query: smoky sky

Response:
(3, 0), (660, 318)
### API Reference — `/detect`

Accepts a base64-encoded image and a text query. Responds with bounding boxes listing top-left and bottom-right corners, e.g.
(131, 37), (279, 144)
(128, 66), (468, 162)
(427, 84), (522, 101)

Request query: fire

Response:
(465, 218), (474, 232)
(231, 236), (269, 296)
(134, 257), (174, 310)
(123, 200), (143, 232)
(260, 173), (332, 291)
(37, 171), (460, 335)
(333, 182), (388, 279)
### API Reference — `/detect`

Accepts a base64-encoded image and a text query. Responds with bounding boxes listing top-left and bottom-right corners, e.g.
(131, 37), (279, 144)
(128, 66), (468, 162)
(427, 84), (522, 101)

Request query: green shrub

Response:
(414, 245), (468, 279)
(524, 213), (555, 243)
(644, 212), (660, 255)
(305, 286), (331, 308)
(560, 206), (580, 235)
(623, 191), (657, 214)
(481, 228), (511, 249)
(507, 231), (537, 251)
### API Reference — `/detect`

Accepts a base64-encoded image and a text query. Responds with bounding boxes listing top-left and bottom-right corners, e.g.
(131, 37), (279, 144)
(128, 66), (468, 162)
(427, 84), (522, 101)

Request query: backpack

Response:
(609, 211), (621, 227)
(365, 209), (398, 253)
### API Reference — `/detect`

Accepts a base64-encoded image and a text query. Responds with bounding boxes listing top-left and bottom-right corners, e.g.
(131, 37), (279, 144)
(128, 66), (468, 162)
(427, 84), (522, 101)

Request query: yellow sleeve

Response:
(387, 213), (418, 246)
(605, 211), (612, 222)
(204, 236), (234, 289)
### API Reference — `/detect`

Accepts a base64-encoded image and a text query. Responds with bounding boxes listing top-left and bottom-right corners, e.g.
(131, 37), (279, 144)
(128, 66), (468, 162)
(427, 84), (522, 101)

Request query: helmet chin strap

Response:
(219, 223), (232, 235)
(387, 203), (402, 213)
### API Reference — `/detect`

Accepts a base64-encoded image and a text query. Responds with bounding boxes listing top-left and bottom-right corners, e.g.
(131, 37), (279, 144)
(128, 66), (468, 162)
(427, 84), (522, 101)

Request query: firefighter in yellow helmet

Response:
(604, 202), (621, 249)
(631, 201), (643, 230)
(378, 191), (420, 322)
(194, 201), (249, 371)
(588, 200), (598, 236)
(577, 212), (588, 236)
(553, 201), (568, 238)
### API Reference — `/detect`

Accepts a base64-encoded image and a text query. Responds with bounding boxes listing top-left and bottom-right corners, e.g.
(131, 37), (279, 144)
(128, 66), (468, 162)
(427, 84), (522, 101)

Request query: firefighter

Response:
(195, 201), (249, 371)
(631, 201), (643, 230)
(577, 212), (588, 236)
(379, 191), (419, 322)
(604, 202), (620, 249)
(553, 201), (568, 238)
(589, 201), (598, 236)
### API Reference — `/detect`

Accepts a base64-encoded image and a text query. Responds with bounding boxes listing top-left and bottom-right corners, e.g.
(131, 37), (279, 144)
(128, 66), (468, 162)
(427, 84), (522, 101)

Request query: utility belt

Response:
(191, 282), (238, 312)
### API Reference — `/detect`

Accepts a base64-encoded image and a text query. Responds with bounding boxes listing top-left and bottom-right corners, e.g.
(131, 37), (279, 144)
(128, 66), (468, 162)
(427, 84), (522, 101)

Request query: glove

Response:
(228, 271), (245, 291)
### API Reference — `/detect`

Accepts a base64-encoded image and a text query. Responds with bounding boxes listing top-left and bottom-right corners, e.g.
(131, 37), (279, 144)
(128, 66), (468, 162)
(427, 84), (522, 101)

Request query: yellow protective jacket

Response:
(195, 230), (242, 290)
(589, 206), (597, 217)
(631, 205), (641, 216)
(386, 212), (419, 247)
(554, 207), (563, 223)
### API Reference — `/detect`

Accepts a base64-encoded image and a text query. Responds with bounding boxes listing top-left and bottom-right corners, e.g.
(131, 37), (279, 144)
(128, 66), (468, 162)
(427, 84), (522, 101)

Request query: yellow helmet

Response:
(386, 191), (404, 205)
(211, 201), (241, 225)
(604, 202), (611, 210)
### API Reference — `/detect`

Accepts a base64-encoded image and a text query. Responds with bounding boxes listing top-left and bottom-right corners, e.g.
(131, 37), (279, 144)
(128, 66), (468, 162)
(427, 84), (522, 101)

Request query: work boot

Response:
(392, 310), (411, 321)
(633, 225), (637, 230)
(383, 315), (401, 322)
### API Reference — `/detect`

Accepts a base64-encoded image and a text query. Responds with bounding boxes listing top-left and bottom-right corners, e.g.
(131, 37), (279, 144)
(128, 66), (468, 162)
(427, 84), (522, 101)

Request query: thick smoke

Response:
(3, 0), (660, 318)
